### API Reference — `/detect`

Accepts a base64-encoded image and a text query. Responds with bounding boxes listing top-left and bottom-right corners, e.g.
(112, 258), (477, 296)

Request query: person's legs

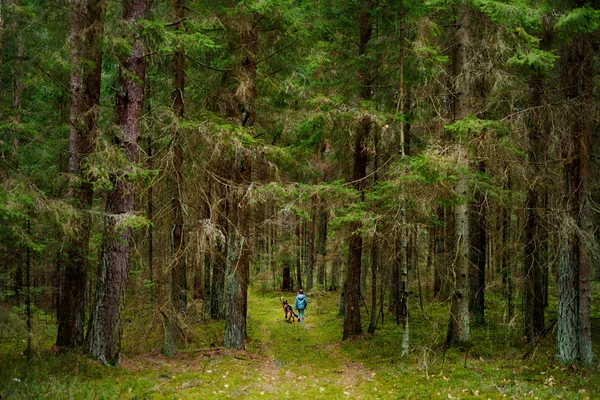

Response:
(298, 309), (305, 323)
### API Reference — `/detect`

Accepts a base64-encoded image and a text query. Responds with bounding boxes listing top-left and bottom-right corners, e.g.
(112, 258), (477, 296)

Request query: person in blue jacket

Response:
(294, 289), (307, 324)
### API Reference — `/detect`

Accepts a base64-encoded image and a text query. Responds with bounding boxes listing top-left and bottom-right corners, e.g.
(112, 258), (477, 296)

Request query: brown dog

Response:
(281, 298), (299, 322)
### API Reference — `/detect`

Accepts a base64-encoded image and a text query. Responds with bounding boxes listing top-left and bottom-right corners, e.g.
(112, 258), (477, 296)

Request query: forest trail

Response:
(246, 291), (376, 398)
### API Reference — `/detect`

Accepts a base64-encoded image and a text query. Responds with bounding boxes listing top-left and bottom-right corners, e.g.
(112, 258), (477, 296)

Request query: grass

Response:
(1, 285), (599, 399)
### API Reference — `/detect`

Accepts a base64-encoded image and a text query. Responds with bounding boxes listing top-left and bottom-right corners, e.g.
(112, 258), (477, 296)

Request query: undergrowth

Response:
(1, 284), (599, 399)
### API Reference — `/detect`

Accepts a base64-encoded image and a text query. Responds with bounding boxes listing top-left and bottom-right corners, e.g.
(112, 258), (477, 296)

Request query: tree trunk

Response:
(522, 72), (546, 343)
(433, 207), (446, 298)
(163, 0), (186, 358)
(557, 28), (594, 365)
(211, 212), (227, 320)
(469, 162), (486, 325)
(147, 137), (154, 304)
(306, 196), (316, 291)
(282, 262), (292, 291)
(343, 109), (370, 339)
(446, 3), (471, 345)
(316, 207), (328, 287)
(57, 0), (106, 349)
(85, 0), (147, 365)
(224, 155), (251, 349)
(225, 11), (257, 349)
(367, 239), (378, 334)
(295, 217), (303, 290)
(330, 255), (340, 291)
(367, 127), (380, 334)
(501, 179), (513, 321)
(557, 30), (595, 365)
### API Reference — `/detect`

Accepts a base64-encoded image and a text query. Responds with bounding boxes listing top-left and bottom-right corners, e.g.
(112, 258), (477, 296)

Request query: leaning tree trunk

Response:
(163, 0), (186, 357)
(57, 0), (106, 349)
(85, 0), (147, 366)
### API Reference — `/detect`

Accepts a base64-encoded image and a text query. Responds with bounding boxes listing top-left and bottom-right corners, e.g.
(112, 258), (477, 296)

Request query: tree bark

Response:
(163, 0), (186, 357)
(557, 29), (595, 365)
(367, 127), (380, 334)
(57, 0), (106, 349)
(306, 195), (316, 291)
(446, 3), (471, 345)
(211, 208), (227, 319)
(224, 156), (251, 349)
(343, 6), (372, 340)
(316, 207), (328, 286)
(295, 217), (303, 290)
(147, 137), (154, 304)
(85, 0), (147, 366)
(225, 11), (257, 349)
(501, 179), (513, 321)
(469, 162), (486, 325)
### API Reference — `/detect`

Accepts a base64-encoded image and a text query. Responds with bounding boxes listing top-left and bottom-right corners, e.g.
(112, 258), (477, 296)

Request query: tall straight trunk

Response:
(557, 29), (594, 365)
(163, 0), (186, 357)
(10, 6), (24, 302)
(388, 254), (399, 313)
(25, 208), (31, 358)
(344, 6), (371, 340)
(295, 217), (303, 290)
(501, 179), (513, 321)
(367, 128), (380, 334)
(469, 162), (486, 325)
(147, 137), (154, 303)
(447, 4), (470, 345)
(367, 239), (378, 334)
(282, 262), (292, 290)
(85, 0), (147, 365)
(210, 209), (227, 319)
(433, 207), (446, 298)
(57, 0), (106, 349)
(397, 4), (409, 353)
(343, 114), (371, 339)
(202, 180), (212, 315)
(330, 255), (340, 291)
(523, 73), (546, 342)
(225, 11), (257, 349)
(316, 208), (328, 286)
(306, 195), (316, 291)
(399, 220), (409, 355)
(195, 178), (212, 301)
(224, 156), (251, 349)
(343, 116), (371, 336)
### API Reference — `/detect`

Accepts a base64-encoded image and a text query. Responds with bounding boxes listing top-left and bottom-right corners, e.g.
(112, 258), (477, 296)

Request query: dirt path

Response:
(249, 293), (376, 397)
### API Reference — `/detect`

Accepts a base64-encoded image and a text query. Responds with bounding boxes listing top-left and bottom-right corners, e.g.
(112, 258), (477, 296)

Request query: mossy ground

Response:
(1, 285), (599, 399)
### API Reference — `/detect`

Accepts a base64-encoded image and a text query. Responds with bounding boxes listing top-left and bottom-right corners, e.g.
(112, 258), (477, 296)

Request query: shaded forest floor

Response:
(1, 285), (600, 399)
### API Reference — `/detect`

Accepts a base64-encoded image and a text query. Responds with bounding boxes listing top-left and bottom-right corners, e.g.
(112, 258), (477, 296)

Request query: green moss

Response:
(1, 288), (599, 399)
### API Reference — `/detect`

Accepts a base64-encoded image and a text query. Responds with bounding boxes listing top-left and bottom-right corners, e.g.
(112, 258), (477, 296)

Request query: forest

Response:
(0, 0), (599, 398)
